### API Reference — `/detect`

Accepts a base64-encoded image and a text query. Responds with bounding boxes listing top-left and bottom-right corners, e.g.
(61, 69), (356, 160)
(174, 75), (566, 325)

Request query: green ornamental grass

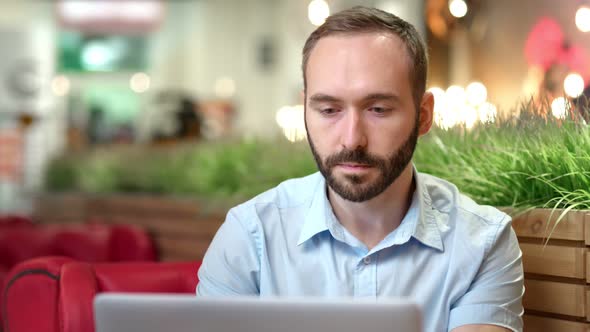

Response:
(415, 98), (590, 211)
(45, 99), (590, 213)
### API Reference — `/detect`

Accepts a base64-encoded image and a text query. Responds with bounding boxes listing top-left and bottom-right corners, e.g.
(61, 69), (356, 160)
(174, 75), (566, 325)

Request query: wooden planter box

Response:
(32, 192), (89, 224)
(33, 193), (226, 262)
(34, 194), (590, 330)
(510, 208), (590, 332)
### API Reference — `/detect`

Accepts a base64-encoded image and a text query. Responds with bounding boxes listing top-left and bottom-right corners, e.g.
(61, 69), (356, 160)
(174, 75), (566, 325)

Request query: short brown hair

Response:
(302, 6), (428, 108)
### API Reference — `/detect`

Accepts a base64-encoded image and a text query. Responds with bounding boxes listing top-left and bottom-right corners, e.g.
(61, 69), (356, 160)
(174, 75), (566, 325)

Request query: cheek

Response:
(305, 111), (327, 127)
(308, 127), (329, 152)
(306, 113), (333, 138)
(306, 121), (335, 155)
(366, 118), (413, 151)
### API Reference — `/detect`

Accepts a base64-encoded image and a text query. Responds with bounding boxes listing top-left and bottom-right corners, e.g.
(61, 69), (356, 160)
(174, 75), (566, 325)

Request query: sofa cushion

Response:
(58, 261), (199, 332)
(0, 223), (156, 279)
(1, 256), (76, 332)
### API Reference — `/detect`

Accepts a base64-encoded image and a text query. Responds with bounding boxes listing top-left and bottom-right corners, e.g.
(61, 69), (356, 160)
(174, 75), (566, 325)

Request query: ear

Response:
(418, 91), (434, 136)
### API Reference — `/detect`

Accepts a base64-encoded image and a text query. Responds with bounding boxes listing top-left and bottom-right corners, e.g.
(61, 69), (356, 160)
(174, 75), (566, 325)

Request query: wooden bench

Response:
(36, 194), (590, 330)
(511, 208), (590, 332)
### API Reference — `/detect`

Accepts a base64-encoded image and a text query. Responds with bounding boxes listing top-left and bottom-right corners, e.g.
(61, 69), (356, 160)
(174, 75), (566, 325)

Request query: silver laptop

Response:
(94, 293), (422, 332)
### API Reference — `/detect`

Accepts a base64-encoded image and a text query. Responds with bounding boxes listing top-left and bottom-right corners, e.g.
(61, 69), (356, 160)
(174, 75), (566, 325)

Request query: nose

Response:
(341, 110), (367, 150)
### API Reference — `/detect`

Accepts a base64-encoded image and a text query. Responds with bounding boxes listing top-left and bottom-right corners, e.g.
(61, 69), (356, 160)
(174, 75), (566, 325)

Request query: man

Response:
(197, 6), (524, 332)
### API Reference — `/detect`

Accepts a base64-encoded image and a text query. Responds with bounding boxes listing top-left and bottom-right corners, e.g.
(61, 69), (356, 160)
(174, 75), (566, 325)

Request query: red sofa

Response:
(2, 256), (199, 332)
(0, 222), (157, 327)
(0, 223), (156, 277)
(0, 216), (33, 228)
(0, 216), (33, 282)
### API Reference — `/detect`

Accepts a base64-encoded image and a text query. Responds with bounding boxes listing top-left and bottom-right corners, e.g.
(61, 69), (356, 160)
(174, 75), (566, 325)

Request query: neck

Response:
(328, 164), (416, 250)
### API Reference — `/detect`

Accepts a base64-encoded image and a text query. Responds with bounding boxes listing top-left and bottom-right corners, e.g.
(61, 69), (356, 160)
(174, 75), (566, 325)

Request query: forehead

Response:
(305, 32), (412, 97)
(306, 32), (412, 83)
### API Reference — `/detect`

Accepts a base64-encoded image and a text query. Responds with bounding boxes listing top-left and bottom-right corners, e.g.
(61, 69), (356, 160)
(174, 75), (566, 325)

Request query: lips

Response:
(337, 163), (372, 171)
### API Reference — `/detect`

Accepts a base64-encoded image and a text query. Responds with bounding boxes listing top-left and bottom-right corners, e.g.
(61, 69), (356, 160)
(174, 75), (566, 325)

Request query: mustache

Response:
(324, 149), (385, 168)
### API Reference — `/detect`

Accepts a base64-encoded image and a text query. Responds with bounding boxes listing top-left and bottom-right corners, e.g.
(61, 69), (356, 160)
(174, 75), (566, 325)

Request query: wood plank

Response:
(99, 215), (224, 239)
(32, 193), (88, 223)
(585, 212), (590, 246)
(159, 252), (201, 262)
(154, 235), (212, 262)
(523, 279), (586, 317)
(512, 209), (586, 241)
(87, 195), (204, 219)
(520, 243), (586, 278)
(523, 314), (589, 332)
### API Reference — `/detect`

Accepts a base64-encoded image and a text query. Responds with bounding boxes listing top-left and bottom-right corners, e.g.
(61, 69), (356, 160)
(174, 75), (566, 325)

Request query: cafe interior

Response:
(1, 0), (589, 331)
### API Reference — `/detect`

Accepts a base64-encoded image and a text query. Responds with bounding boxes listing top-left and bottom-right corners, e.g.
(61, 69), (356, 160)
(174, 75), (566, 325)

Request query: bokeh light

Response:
(276, 105), (307, 142)
(459, 104), (478, 129)
(51, 75), (71, 97)
(81, 41), (113, 70)
(308, 0), (330, 26)
(551, 97), (570, 119)
(449, 0), (468, 18)
(429, 87), (448, 129)
(563, 73), (585, 98)
(478, 102), (497, 124)
(129, 72), (150, 93)
(214, 77), (236, 98)
(428, 84), (496, 130)
(466, 82), (488, 106)
(575, 6), (590, 32)
(445, 85), (466, 108)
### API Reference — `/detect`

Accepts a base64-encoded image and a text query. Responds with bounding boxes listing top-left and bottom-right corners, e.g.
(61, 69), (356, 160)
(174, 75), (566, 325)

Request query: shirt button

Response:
(363, 256), (371, 265)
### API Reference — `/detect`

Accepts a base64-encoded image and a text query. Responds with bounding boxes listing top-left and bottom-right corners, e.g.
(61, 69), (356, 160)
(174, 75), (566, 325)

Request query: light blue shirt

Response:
(197, 168), (524, 332)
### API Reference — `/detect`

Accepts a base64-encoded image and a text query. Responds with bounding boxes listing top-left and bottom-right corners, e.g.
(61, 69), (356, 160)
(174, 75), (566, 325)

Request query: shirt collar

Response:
(297, 173), (330, 245)
(411, 166), (444, 252)
(296, 167), (444, 252)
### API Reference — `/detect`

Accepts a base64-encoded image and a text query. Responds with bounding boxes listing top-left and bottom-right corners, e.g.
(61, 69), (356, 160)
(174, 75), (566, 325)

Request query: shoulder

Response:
(419, 172), (512, 251)
(234, 171), (321, 211)
(226, 172), (322, 225)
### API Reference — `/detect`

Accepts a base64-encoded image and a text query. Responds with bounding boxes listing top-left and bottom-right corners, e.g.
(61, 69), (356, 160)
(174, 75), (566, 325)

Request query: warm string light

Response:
(308, 0), (330, 26)
(276, 105), (306, 142)
(448, 0), (468, 18)
(51, 75), (71, 96)
(563, 73), (585, 98)
(466, 82), (487, 106)
(429, 82), (495, 130)
(130, 72), (150, 93)
(576, 6), (590, 32)
(214, 77), (236, 98)
(551, 97), (570, 119)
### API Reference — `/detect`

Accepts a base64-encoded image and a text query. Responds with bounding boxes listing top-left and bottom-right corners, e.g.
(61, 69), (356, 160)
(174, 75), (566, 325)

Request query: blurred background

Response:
(2, 4), (590, 326)
(0, 0), (589, 214)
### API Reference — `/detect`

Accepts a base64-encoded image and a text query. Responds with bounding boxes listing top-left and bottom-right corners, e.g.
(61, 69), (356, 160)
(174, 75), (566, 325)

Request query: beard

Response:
(307, 119), (419, 203)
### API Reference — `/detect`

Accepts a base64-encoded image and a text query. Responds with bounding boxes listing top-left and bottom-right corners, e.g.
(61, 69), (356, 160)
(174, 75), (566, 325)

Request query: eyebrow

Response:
(308, 94), (341, 104)
(308, 93), (400, 104)
(363, 93), (401, 103)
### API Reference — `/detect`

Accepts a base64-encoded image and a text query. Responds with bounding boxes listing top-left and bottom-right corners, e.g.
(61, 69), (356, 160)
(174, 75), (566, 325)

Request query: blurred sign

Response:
(0, 129), (23, 181)
(56, 0), (164, 33)
(58, 31), (147, 72)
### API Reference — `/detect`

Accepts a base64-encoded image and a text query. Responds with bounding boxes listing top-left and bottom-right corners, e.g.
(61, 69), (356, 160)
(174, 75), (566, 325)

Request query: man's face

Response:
(304, 32), (427, 202)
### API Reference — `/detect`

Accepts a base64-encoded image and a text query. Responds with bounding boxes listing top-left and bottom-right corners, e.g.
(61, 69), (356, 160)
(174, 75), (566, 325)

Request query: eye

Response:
(369, 107), (391, 115)
(320, 108), (339, 116)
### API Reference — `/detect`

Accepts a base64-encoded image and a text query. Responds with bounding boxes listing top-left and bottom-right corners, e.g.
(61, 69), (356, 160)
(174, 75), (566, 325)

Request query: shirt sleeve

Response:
(448, 216), (525, 332)
(196, 208), (261, 296)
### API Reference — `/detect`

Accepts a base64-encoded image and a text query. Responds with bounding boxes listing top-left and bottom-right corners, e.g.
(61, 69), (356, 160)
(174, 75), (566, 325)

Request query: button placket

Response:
(354, 254), (377, 297)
